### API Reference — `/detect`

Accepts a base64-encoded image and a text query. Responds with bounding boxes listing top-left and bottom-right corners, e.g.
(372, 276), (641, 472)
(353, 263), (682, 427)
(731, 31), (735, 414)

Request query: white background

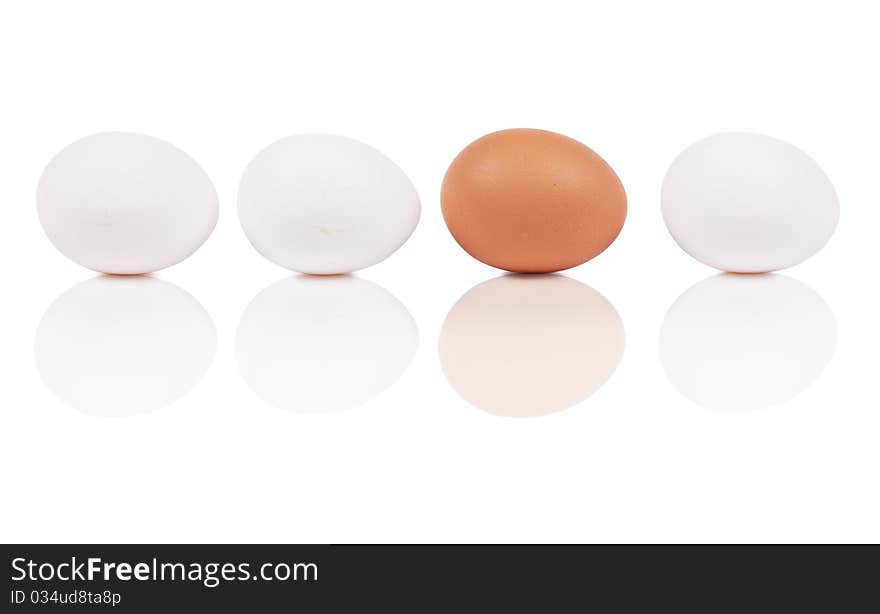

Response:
(1, 0), (877, 543)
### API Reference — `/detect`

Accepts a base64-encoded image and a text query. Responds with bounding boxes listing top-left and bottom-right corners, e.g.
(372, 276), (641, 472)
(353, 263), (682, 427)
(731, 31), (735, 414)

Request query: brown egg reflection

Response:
(439, 274), (624, 417)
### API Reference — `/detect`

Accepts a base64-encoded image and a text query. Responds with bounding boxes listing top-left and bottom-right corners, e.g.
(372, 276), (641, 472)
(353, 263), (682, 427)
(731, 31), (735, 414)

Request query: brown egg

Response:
(441, 129), (627, 273)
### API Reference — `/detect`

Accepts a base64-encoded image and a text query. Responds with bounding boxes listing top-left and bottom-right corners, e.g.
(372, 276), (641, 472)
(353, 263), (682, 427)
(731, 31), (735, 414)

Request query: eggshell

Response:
(661, 133), (839, 272)
(37, 132), (218, 274)
(238, 134), (420, 274)
(441, 129), (626, 273)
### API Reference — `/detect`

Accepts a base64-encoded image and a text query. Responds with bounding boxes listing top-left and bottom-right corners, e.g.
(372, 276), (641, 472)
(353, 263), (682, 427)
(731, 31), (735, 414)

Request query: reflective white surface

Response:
(440, 275), (624, 416)
(659, 274), (836, 411)
(236, 275), (418, 412)
(34, 276), (216, 416)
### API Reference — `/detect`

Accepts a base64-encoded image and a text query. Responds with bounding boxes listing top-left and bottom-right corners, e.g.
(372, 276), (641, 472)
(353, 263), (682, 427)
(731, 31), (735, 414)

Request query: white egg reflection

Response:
(34, 276), (216, 417)
(439, 275), (624, 417)
(659, 274), (836, 411)
(236, 276), (418, 412)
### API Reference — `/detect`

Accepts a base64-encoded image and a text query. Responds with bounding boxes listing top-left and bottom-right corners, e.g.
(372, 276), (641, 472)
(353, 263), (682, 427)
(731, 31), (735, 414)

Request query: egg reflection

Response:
(236, 276), (418, 412)
(659, 274), (836, 411)
(439, 275), (624, 417)
(34, 276), (216, 416)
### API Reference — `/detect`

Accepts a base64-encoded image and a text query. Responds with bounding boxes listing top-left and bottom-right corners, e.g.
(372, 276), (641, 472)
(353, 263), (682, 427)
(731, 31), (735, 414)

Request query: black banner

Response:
(2, 545), (877, 611)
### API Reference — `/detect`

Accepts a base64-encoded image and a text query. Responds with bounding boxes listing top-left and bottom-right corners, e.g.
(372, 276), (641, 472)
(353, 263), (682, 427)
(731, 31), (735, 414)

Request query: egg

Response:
(441, 129), (627, 273)
(37, 132), (218, 274)
(238, 134), (420, 274)
(662, 133), (839, 272)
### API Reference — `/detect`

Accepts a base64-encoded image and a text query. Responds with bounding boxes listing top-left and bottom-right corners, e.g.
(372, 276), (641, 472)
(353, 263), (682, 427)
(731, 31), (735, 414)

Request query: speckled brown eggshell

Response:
(441, 129), (627, 273)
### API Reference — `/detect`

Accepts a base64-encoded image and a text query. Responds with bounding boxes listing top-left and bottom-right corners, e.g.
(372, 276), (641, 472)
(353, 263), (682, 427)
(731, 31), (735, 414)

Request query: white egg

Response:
(238, 134), (420, 274)
(661, 133), (839, 273)
(37, 132), (219, 274)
